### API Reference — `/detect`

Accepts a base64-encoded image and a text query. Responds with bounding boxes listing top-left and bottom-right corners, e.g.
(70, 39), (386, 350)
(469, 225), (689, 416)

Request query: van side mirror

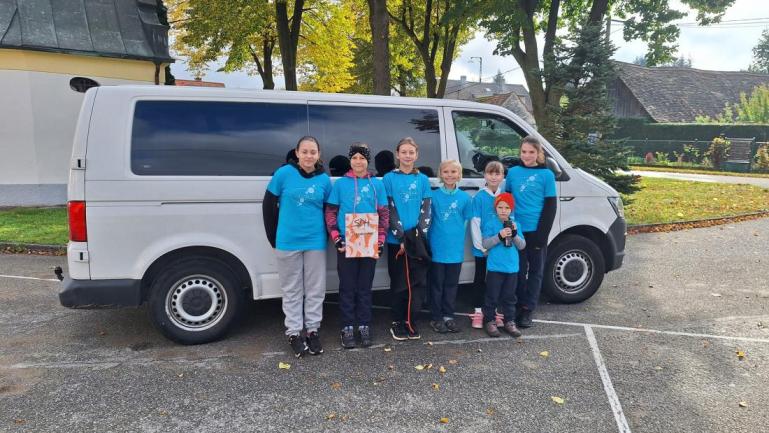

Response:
(546, 156), (569, 181)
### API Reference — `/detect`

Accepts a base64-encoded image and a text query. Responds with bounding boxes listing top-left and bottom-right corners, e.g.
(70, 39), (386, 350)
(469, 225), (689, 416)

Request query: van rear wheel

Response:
(542, 235), (605, 304)
(148, 257), (242, 344)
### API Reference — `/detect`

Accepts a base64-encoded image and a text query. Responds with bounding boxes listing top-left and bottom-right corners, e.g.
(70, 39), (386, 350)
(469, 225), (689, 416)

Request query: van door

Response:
(443, 108), (561, 284)
(307, 101), (445, 291)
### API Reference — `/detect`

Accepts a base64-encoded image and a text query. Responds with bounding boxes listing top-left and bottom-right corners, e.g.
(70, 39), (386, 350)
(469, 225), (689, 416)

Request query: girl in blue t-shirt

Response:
(263, 136), (332, 358)
(325, 143), (389, 349)
(383, 137), (432, 341)
(504, 136), (557, 329)
(480, 193), (526, 338)
(469, 160), (505, 329)
(427, 160), (472, 333)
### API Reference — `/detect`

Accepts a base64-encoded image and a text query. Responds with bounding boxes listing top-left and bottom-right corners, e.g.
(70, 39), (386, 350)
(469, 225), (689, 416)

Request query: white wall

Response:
(0, 70), (152, 206)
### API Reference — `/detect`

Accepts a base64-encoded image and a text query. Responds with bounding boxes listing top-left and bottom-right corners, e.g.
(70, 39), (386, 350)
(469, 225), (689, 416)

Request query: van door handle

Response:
(560, 196), (575, 201)
(459, 186), (479, 191)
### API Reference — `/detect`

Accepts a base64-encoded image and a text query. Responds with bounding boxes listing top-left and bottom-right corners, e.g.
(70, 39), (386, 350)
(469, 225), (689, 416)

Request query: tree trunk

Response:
(262, 38), (276, 90)
(275, 0), (305, 91)
(367, 0), (391, 95)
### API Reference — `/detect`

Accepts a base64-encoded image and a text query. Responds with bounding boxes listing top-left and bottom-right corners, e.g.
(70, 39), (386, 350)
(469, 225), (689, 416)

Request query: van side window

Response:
(131, 101), (307, 176)
(308, 105), (441, 177)
(452, 111), (526, 178)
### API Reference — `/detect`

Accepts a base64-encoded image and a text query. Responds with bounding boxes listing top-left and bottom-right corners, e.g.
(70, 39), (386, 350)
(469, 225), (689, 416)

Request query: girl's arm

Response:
(376, 204), (390, 245)
(388, 196), (405, 242)
(531, 197), (557, 248)
(263, 190), (279, 249)
(324, 204), (341, 241)
(481, 233), (501, 250)
(471, 217), (485, 253)
(513, 233), (527, 250)
(417, 198), (432, 235)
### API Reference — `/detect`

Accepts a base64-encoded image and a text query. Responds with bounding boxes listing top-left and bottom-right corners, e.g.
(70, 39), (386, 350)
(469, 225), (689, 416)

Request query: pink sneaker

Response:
(495, 312), (504, 327)
(470, 311), (483, 329)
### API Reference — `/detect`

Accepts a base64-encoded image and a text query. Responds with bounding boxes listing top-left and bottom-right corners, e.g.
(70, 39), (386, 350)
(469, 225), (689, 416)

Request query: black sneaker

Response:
(444, 319), (460, 333)
(306, 331), (323, 355)
(430, 320), (449, 333)
(358, 325), (372, 348)
(390, 321), (408, 341)
(288, 334), (307, 358)
(340, 326), (356, 349)
(406, 321), (421, 340)
(516, 309), (533, 328)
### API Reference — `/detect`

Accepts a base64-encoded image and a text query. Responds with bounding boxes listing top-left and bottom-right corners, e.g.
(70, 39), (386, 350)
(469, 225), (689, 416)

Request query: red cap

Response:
(494, 192), (515, 211)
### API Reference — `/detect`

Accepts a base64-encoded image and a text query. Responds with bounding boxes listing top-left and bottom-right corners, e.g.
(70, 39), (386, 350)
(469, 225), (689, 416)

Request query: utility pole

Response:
(470, 56), (483, 82)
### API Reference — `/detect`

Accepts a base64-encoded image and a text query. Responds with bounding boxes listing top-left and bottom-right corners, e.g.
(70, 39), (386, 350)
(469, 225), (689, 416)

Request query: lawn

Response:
(624, 177), (769, 225)
(629, 165), (769, 179)
(1, 178), (769, 246)
(0, 207), (68, 245)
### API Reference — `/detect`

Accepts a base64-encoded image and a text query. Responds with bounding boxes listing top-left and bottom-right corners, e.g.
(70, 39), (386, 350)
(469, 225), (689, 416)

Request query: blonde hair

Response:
(522, 136), (546, 165)
(484, 160), (504, 175)
(438, 159), (463, 183)
(396, 137), (418, 152)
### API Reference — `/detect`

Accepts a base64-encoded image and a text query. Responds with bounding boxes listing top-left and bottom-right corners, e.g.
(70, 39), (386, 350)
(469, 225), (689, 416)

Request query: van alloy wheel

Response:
(553, 251), (592, 293)
(165, 274), (228, 331)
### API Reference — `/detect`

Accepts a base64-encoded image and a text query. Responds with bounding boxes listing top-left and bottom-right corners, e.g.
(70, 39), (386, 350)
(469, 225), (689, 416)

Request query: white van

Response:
(58, 86), (626, 344)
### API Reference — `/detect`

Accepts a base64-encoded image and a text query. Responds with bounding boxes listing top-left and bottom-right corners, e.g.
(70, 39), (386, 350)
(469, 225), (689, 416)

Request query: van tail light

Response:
(68, 201), (87, 242)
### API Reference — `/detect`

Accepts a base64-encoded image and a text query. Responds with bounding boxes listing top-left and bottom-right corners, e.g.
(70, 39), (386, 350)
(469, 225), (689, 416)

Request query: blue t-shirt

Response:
(429, 187), (472, 264)
(482, 217), (521, 274)
(266, 164), (332, 251)
(505, 165), (557, 233)
(327, 175), (387, 238)
(471, 189), (500, 257)
(383, 171), (432, 244)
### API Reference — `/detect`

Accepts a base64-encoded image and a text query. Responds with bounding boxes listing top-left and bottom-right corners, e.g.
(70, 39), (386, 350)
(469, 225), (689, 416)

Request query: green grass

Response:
(630, 165), (769, 179)
(1, 181), (768, 245)
(624, 177), (769, 225)
(0, 207), (68, 245)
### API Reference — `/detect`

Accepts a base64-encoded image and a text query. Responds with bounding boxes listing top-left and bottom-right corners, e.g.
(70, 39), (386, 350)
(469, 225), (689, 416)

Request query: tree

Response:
(299, 2), (357, 92)
(367, 0), (391, 94)
(388, 0), (478, 98)
(275, 0), (307, 90)
(481, 0), (734, 141)
(749, 29), (769, 74)
(170, 0), (277, 89)
(696, 85), (769, 123)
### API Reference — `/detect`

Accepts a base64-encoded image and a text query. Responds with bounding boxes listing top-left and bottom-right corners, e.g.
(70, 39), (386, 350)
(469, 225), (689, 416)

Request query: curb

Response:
(0, 242), (66, 256)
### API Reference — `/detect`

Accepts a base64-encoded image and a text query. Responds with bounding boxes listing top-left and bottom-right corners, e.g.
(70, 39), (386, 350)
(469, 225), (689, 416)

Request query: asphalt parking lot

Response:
(1, 218), (768, 433)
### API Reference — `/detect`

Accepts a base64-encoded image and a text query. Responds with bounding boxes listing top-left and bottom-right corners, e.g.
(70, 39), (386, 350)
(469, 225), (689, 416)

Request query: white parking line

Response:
(0, 274), (59, 282)
(535, 318), (769, 344)
(585, 325), (632, 433)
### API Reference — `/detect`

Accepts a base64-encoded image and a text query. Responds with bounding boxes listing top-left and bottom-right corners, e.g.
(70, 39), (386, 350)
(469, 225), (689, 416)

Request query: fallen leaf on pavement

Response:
(326, 412), (336, 420)
(14, 419), (25, 425)
(387, 364), (395, 370)
(485, 408), (495, 416)
(448, 359), (458, 365)
(739, 401), (748, 408)
(177, 373), (184, 378)
(539, 351), (550, 358)
(439, 417), (449, 424)
(736, 350), (746, 360)
(703, 340), (711, 348)
(159, 410), (168, 416)
(331, 382), (341, 390)
(383, 346), (392, 352)
(711, 293), (722, 297)
(432, 383), (440, 390)
(551, 396), (565, 405)
(477, 348), (483, 353)
(427, 341), (434, 346)
(278, 362), (291, 370)
(439, 366), (447, 374)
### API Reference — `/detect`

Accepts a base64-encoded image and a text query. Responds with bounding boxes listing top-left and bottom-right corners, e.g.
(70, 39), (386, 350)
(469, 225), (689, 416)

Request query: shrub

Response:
(755, 145), (769, 172)
(655, 151), (671, 165)
(705, 136), (731, 169)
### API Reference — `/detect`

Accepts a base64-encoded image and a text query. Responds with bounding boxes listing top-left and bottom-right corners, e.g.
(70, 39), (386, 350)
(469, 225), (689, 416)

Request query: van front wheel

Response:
(148, 258), (242, 344)
(542, 235), (605, 304)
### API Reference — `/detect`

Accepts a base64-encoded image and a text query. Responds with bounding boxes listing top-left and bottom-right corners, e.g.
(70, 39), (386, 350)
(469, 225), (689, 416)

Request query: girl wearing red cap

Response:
(479, 192), (526, 337)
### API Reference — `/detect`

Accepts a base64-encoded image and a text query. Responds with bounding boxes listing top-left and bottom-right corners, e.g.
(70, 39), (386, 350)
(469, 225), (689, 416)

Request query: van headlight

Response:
(608, 196), (624, 219)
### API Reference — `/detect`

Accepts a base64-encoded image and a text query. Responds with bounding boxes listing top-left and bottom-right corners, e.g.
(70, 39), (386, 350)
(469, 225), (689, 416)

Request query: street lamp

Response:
(470, 56), (483, 82)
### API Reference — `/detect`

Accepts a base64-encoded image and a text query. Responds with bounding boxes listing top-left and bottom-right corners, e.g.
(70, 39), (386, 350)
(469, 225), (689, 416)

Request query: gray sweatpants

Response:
(275, 249), (327, 336)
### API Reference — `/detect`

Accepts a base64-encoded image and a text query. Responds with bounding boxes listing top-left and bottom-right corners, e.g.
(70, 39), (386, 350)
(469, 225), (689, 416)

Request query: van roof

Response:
(94, 85), (510, 111)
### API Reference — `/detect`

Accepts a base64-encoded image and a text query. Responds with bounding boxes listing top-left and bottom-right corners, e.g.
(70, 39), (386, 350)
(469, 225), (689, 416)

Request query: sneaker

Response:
(430, 320), (449, 333)
(503, 321), (522, 338)
(306, 330), (323, 355)
(470, 311), (483, 329)
(516, 309), (533, 328)
(444, 319), (460, 333)
(484, 321), (501, 338)
(390, 321), (409, 341)
(495, 311), (504, 327)
(358, 325), (372, 348)
(340, 326), (356, 349)
(406, 322), (421, 340)
(288, 334), (307, 358)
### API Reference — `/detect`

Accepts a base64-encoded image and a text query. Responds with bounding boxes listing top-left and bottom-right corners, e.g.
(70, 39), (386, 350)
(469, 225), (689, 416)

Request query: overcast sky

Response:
(170, 0), (769, 90)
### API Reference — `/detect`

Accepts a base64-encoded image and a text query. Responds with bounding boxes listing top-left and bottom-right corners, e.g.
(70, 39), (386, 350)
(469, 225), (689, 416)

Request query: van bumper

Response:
(606, 216), (626, 271)
(59, 276), (142, 308)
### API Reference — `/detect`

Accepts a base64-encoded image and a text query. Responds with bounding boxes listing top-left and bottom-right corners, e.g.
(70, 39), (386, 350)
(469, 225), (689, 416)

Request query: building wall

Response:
(609, 79), (650, 120)
(0, 49), (165, 206)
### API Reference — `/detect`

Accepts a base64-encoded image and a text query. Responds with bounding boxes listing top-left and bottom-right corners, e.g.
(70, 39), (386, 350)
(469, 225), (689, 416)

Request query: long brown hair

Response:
(521, 135), (546, 165)
(295, 135), (323, 170)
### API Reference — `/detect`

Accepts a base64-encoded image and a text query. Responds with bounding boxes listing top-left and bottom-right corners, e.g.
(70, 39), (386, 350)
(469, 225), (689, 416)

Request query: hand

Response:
(334, 237), (346, 252)
(378, 242), (384, 256)
(396, 243), (405, 258)
(499, 228), (512, 238)
(510, 223), (518, 238)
